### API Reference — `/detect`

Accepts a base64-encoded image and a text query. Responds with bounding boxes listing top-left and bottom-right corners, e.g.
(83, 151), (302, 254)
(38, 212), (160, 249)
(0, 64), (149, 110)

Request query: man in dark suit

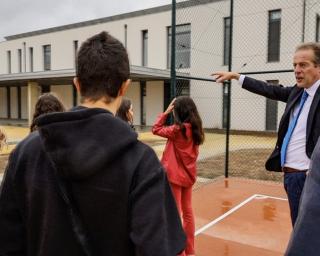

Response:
(212, 42), (320, 226)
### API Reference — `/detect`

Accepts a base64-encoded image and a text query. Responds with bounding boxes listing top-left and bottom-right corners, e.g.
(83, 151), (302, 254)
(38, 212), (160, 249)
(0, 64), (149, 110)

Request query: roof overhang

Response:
(0, 65), (188, 86)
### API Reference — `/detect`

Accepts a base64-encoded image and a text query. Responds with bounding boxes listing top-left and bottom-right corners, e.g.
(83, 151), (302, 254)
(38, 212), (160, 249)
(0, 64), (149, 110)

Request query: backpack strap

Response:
(49, 158), (93, 256)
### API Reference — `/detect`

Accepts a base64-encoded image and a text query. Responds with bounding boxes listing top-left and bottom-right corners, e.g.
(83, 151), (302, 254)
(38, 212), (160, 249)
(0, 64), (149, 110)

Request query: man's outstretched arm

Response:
(212, 71), (292, 102)
(211, 71), (240, 82)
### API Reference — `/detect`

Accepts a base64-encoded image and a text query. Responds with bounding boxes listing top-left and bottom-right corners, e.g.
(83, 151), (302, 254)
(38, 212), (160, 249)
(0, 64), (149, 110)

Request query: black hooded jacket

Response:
(0, 107), (186, 256)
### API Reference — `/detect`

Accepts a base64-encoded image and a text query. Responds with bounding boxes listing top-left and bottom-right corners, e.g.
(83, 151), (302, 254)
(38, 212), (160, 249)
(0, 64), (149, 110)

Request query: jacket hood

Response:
(36, 106), (138, 180)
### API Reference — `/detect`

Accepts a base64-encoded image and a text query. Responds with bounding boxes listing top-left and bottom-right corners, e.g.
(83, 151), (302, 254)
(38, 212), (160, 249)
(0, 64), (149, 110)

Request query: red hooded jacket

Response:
(152, 113), (199, 187)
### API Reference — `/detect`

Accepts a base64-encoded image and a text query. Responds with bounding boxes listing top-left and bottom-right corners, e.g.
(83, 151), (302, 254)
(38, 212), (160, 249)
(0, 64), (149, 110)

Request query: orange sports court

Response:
(193, 177), (291, 256)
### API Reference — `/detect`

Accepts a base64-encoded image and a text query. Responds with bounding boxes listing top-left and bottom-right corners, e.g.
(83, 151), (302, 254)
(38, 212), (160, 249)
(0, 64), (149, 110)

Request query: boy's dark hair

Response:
(116, 98), (132, 123)
(173, 96), (205, 145)
(30, 93), (65, 132)
(76, 31), (130, 103)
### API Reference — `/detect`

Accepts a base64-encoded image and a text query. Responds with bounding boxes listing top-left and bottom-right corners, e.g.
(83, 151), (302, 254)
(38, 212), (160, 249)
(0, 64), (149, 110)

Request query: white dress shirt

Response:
(239, 75), (320, 170)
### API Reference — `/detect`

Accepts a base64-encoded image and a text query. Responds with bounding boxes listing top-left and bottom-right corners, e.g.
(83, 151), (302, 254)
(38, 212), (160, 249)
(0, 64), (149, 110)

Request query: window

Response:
(29, 47), (33, 72)
(18, 49), (22, 73)
(140, 81), (146, 126)
(0, 87), (8, 118)
(23, 42), (26, 72)
(177, 80), (190, 96)
(43, 45), (51, 71)
(265, 80), (279, 131)
(167, 24), (191, 69)
(124, 24), (128, 48)
(222, 83), (229, 129)
(6, 86), (25, 120)
(268, 10), (281, 62)
(142, 30), (148, 66)
(223, 17), (231, 66)
(7, 51), (11, 74)
(316, 14), (320, 42)
(73, 40), (78, 67)
(10, 87), (18, 119)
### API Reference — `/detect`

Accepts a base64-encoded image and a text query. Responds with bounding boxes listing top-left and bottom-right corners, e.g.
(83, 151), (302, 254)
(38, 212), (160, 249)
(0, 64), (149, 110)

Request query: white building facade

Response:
(0, 0), (319, 130)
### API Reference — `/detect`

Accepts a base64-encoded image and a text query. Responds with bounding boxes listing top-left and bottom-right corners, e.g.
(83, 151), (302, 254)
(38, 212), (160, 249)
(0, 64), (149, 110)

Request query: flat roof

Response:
(5, 0), (222, 40)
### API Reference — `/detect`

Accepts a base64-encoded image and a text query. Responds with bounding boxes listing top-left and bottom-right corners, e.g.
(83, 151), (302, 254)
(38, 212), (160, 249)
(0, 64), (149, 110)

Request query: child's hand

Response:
(164, 98), (176, 115)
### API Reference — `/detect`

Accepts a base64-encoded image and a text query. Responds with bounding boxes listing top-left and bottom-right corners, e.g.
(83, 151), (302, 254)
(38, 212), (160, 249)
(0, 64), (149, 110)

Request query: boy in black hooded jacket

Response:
(0, 31), (186, 256)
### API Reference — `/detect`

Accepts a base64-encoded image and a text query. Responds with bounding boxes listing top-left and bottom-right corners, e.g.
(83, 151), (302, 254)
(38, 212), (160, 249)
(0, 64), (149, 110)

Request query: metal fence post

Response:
(169, 0), (177, 125)
(225, 0), (234, 178)
(171, 0), (177, 102)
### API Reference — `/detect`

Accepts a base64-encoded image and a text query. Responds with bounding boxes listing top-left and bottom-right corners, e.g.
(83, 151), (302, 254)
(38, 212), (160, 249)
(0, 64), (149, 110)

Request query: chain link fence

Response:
(171, 0), (320, 185)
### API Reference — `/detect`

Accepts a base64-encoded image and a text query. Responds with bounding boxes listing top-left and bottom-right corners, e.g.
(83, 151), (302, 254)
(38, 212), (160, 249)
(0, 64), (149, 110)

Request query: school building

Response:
(0, 0), (319, 130)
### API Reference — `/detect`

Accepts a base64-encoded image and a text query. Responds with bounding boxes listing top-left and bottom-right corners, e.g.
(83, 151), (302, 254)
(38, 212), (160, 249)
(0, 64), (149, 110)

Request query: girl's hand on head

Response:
(126, 111), (133, 123)
(164, 98), (176, 115)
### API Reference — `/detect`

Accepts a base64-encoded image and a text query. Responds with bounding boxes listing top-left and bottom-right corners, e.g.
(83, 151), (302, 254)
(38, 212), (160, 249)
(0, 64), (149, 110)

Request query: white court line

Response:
(195, 193), (287, 236)
(195, 194), (257, 236)
(255, 193), (287, 201)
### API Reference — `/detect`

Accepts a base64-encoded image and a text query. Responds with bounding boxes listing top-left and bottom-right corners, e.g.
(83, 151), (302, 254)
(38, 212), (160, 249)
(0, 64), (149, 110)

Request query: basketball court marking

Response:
(195, 193), (287, 236)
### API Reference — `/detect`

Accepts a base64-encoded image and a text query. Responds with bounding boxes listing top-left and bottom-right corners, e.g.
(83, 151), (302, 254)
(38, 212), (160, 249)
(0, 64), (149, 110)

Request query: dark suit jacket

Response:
(285, 138), (320, 255)
(242, 76), (320, 172)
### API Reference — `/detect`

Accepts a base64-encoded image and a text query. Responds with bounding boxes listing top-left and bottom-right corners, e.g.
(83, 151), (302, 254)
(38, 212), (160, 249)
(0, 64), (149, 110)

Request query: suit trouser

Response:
(170, 183), (195, 255)
(284, 172), (307, 226)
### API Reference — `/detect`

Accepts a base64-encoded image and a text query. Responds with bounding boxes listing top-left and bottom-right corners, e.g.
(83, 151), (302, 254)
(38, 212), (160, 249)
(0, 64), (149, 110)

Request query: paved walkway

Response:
(0, 126), (29, 155)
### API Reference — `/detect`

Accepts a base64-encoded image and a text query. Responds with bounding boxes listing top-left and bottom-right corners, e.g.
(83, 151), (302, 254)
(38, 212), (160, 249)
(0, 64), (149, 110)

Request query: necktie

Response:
(280, 90), (308, 167)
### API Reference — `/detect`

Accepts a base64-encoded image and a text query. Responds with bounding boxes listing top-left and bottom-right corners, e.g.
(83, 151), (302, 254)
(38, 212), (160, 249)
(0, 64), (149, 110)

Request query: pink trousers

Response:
(170, 183), (195, 255)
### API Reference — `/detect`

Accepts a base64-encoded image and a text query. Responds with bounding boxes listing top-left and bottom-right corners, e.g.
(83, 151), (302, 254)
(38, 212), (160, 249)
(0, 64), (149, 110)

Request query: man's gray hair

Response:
(296, 42), (320, 65)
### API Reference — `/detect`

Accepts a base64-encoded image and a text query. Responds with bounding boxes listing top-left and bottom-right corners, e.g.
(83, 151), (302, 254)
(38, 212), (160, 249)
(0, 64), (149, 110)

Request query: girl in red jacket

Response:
(152, 96), (204, 256)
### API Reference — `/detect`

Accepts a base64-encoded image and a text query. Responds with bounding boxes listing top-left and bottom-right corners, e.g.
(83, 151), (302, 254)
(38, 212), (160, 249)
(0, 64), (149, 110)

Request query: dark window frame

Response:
(176, 80), (190, 96)
(18, 49), (22, 73)
(222, 83), (228, 129)
(223, 17), (231, 66)
(142, 30), (148, 67)
(7, 51), (11, 74)
(167, 23), (191, 69)
(29, 47), (34, 72)
(73, 40), (78, 68)
(267, 9), (281, 62)
(316, 14), (320, 42)
(140, 81), (146, 126)
(43, 44), (51, 71)
(0, 86), (27, 120)
(6, 86), (11, 118)
(265, 80), (279, 131)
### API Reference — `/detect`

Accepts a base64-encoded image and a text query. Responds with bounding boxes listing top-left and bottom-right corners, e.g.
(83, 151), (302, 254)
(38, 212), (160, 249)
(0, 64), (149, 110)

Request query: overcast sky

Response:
(0, 0), (171, 41)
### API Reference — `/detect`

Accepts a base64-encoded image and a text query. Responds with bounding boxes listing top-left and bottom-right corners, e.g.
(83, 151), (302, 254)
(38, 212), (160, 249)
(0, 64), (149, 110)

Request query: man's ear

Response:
(73, 77), (81, 93)
(119, 79), (131, 96)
